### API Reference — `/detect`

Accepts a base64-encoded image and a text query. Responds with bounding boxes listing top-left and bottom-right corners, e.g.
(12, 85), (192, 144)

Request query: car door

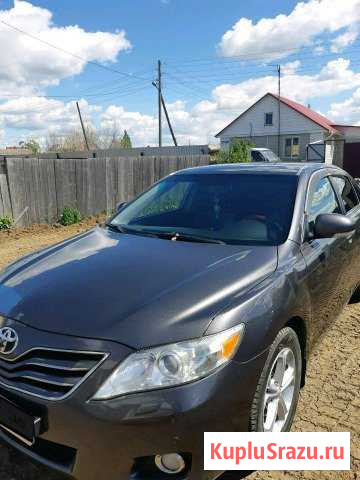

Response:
(330, 174), (360, 298)
(301, 174), (349, 337)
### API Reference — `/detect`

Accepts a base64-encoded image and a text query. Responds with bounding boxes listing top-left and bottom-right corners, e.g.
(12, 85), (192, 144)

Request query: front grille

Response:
(0, 348), (107, 400)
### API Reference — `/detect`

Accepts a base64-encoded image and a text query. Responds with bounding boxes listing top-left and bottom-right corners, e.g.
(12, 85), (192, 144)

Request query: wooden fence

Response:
(0, 155), (211, 227)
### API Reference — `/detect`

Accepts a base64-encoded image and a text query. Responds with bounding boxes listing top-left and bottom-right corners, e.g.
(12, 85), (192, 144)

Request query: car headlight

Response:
(93, 323), (245, 400)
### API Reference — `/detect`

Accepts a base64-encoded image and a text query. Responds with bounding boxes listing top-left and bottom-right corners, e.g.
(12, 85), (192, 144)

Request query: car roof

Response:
(251, 147), (271, 151)
(174, 162), (343, 176)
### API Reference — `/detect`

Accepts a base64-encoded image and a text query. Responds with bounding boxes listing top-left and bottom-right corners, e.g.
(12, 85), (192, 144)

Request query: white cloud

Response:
(313, 45), (325, 55)
(331, 27), (358, 52)
(99, 99), (228, 146)
(0, 1), (131, 97)
(1, 57), (360, 147)
(219, 0), (360, 59)
(0, 97), (99, 133)
(281, 60), (301, 75)
(100, 105), (158, 146)
(328, 88), (360, 124)
(100, 100), (235, 146)
(212, 58), (360, 112)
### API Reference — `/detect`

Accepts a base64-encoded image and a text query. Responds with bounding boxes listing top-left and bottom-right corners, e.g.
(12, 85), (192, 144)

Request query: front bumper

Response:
(0, 320), (267, 480)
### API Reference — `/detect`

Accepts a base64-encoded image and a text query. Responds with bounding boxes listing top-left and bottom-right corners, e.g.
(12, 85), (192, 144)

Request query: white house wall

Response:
(219, 95), (325, 141)
(310, 132), (326, 143)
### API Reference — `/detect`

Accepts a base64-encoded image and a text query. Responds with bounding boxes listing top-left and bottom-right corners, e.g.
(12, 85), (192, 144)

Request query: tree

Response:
(120, 130), (132, 148)
(45, 128), (98, 152)
(215, 138), (254, 164)
(44, 126), (131, 153)
(22, 139), (41, 154)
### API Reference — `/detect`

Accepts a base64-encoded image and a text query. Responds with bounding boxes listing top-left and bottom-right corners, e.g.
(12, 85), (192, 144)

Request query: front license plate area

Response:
(0, 395), (40, 446)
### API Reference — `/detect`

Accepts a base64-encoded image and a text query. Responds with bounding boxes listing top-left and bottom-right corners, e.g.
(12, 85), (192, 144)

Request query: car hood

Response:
(0, 227), (278, 349)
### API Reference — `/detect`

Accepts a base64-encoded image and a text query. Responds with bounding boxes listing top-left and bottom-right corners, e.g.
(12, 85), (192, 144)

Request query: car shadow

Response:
(217, 471), (254, 479)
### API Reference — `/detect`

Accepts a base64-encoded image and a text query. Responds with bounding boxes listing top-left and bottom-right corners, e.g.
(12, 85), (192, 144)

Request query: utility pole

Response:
(76, 101), (89, 151)
(277, 65), (281, 158)
(152, 80), (178, 146)
(160, 94), (178, 146)
(157, 60), (162, 147)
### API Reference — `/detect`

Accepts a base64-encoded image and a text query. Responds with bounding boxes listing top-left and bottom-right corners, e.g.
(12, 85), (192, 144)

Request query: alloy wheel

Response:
(262, 347), (296, 432)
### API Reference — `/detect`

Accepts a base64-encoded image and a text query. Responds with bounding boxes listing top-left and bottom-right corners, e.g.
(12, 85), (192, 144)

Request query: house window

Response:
(285, 137), (300, 158)
(264, 112), (273, 126)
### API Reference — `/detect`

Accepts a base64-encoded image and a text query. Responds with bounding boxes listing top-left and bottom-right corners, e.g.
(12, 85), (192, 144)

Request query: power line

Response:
(163, 41), (360, 65)
(79, 67), (154, 95)
(163, 55), (360, 80)
(0, 81), (152, 100)
(165, 70), (211, 98)
(2, 55), (358, 103)
(163, 57), (360, 100)
(0, 86), (153, 111)
(0, 19), (149, 82)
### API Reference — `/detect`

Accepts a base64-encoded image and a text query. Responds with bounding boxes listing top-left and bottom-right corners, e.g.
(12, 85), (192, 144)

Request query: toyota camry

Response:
(0, 162), (359, 480)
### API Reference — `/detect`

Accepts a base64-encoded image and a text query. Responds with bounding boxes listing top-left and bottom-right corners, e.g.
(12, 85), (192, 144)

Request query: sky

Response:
(0, 0), (360, 147)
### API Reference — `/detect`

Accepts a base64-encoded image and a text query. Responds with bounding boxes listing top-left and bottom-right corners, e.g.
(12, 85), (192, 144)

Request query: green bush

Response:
(215, 138), (255, 164)
(59, 207), (82, 226)
(0, 216), (12, 230)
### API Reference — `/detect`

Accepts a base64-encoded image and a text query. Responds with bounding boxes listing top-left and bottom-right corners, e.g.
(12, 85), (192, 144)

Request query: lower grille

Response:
(0, 348), (107, 400)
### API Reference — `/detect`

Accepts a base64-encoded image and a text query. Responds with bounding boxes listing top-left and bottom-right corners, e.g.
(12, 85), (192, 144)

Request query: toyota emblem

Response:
(0, 327), (19, 355)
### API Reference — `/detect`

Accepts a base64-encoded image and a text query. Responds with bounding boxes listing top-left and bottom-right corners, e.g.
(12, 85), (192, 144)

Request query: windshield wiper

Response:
(155, 231), (226, 245)
(106, 224), (226, 244)
(105, 223), (158, 238)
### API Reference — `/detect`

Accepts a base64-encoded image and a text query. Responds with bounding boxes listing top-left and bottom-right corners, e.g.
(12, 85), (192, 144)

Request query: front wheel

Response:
(250, 327), (302, 432)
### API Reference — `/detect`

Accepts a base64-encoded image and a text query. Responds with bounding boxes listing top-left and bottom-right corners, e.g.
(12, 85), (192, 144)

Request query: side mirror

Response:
(314, 213), (356, 239)
(116, 202), (127, 212)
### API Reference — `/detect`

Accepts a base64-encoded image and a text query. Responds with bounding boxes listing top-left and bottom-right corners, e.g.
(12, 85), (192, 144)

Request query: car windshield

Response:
(251, 150), (280, 163)
(109, 173), (298, 245)
(251, 150), (265, 162)
(262, 150), (280, 162)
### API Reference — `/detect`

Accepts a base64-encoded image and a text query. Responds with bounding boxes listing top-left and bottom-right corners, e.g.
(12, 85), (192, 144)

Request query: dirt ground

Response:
(0, 219), (359, 480)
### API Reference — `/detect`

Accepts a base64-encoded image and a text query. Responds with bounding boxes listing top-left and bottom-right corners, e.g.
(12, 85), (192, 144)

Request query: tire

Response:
(249, 327), (302, 432)
(349, 284), (360, 304)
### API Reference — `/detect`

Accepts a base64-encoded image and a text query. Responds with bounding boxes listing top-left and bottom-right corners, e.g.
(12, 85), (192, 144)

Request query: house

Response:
(0, 146), (33, 156)
(215, 93), (360, 169)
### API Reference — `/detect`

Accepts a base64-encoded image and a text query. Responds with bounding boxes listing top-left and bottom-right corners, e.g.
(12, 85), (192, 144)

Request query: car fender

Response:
(206, 242), (313, 364)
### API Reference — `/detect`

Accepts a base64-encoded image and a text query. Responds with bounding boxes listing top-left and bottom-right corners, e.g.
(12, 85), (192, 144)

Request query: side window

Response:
(331, 176), (359, 213)
(308, 177), (341, 232)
